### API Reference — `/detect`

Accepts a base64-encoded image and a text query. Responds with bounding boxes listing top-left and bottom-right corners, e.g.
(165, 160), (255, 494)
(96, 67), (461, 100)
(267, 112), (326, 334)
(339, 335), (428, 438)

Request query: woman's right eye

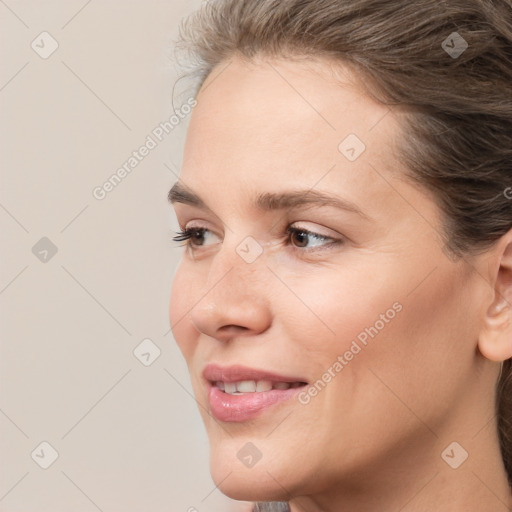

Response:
(172, 227), (220, 248)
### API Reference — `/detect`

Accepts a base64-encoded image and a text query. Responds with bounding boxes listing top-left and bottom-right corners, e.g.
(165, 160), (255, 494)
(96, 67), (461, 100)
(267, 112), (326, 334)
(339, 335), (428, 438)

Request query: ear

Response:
(478, 229), (512, 362)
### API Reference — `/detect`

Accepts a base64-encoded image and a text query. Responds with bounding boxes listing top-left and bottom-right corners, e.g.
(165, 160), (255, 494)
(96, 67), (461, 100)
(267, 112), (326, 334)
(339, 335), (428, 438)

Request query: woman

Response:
(168, 1), (512, 510)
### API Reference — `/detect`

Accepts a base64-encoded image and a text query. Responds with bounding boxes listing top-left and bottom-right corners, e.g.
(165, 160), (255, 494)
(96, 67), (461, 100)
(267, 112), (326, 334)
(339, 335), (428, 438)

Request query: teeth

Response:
(237, 380), (256, 392)
(224, 382), (237, 394)
(218, 380), (298, 394)
(256, 380), (272, 392)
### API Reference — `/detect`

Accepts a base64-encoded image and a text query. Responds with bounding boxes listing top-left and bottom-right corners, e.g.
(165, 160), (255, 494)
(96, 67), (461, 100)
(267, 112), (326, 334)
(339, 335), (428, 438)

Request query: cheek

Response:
(289, 254), (463, 365)
(321, 263), (473, 431)
(287, 259), (470, 421)
(279, 261), (403, 360)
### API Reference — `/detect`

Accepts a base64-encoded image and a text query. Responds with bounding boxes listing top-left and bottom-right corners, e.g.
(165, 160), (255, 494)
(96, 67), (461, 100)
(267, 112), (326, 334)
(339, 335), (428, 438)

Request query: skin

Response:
(169, 56), (512, 511)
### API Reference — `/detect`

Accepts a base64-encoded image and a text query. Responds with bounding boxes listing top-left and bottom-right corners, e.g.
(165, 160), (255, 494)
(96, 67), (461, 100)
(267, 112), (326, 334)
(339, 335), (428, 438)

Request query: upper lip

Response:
(203, 363), (308, 384)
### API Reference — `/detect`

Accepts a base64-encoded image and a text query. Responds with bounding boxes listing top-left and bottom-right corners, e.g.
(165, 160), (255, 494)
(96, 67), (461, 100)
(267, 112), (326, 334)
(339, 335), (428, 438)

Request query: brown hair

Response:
(175, 0), (512, 506)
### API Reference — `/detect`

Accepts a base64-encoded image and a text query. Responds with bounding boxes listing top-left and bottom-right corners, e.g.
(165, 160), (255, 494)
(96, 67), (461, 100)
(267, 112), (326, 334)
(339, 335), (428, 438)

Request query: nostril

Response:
(218, 325), (250, 336)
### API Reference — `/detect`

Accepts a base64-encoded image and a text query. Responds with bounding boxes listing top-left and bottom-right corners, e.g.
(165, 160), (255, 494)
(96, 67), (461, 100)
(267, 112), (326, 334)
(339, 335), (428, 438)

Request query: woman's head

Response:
(169, 0), (512, 509)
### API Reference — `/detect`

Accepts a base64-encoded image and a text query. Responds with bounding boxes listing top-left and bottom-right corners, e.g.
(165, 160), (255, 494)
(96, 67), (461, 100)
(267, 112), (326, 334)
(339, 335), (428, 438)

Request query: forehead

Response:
(187, 56), (397, 162)
(184, 57), (399, 182)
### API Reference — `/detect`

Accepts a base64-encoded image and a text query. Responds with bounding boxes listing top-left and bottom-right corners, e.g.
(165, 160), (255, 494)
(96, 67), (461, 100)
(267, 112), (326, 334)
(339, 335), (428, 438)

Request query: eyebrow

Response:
(168, 182), (371, 220)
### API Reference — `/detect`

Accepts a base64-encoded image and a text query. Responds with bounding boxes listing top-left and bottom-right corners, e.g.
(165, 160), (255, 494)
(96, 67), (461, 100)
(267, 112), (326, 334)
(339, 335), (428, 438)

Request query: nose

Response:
(189, 246), (272, 342)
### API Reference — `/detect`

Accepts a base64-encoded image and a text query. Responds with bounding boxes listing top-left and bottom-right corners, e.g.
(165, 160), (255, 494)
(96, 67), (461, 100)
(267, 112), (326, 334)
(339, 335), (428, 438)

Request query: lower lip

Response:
(208, 384), (305, 422)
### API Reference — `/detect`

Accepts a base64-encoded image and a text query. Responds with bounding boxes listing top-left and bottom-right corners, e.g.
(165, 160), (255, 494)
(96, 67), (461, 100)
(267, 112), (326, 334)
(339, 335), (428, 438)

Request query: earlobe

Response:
(478, 231), (512, 362)
(479, 303), (512, 361)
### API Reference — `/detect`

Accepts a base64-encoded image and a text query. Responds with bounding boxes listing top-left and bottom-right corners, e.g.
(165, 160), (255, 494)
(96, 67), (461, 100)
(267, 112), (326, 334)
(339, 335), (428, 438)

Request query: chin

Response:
(210, 471), (288, 503)
(209, 442), (293, 502)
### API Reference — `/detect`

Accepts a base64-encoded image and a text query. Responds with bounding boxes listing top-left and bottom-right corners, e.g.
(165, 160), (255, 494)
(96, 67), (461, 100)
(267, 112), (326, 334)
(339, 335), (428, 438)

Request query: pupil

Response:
(192, 229), (204, 244)
(294, 231), (308, 247)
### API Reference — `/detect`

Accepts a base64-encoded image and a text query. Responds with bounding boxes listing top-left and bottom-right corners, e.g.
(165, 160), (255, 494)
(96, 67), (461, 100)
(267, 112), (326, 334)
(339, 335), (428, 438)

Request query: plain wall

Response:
(0, 1), (248, 510)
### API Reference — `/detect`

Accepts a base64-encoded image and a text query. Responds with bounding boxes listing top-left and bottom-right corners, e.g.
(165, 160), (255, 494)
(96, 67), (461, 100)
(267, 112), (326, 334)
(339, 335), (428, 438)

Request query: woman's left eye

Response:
(172, 225), (340, 252)
(285, 226), (338, 250)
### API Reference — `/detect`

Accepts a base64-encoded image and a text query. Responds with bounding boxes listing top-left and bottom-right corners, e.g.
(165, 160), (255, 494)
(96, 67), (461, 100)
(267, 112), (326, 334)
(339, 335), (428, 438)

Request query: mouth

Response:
(213, 379), (306, 394)
(203, 364), (308, 423)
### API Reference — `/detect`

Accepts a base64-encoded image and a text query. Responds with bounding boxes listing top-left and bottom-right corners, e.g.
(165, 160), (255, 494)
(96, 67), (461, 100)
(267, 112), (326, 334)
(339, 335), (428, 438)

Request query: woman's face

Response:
(169, 57), (493, 502)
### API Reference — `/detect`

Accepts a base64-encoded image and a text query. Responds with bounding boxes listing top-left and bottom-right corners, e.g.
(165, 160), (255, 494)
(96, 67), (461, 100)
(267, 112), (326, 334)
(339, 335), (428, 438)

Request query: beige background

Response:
(0, 1), (246, 510)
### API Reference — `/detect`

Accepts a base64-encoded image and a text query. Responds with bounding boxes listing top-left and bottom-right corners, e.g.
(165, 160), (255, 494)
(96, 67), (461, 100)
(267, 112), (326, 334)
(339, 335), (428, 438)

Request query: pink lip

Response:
(203, 363), (307, 384)
(203, 364), (308, 423)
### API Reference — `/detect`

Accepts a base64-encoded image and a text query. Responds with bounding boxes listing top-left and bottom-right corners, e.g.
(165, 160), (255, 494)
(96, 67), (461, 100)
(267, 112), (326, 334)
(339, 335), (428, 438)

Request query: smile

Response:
(203, 364), (308, 422)
(214, 380), (305, 394)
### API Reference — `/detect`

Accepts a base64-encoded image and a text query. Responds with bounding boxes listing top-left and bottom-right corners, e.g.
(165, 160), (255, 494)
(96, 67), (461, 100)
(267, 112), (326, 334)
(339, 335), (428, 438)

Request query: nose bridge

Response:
(206, 235), (266, 301)
(190, 235), (271, 338)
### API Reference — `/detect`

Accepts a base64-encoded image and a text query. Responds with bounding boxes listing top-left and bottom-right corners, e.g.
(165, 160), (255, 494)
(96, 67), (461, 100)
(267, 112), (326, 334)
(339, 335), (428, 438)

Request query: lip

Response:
(203, 364), (308, 423)
(203, 363), (308, 384)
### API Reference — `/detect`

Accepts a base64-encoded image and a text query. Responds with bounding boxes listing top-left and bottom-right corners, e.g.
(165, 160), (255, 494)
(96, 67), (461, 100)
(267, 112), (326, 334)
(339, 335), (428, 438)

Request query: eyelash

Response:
(172, 225), (341, 253)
